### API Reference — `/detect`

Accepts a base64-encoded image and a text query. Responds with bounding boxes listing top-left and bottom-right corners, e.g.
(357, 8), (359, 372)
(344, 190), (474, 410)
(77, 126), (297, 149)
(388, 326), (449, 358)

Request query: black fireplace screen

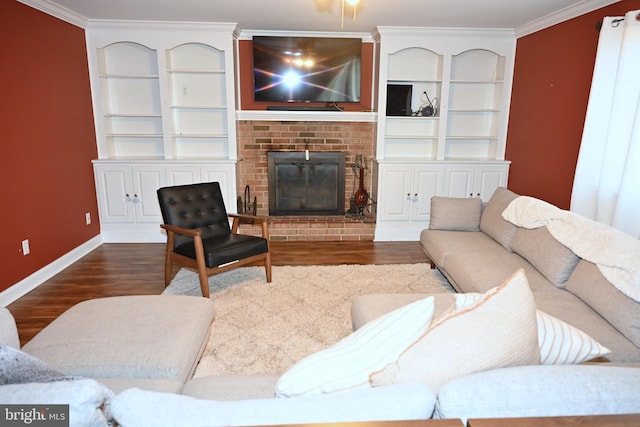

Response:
(268, 152), (345, 215)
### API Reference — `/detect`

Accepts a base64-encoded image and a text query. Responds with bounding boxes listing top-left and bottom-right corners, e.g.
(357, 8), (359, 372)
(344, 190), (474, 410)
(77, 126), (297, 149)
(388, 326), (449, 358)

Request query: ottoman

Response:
(22, 295), (215, 389)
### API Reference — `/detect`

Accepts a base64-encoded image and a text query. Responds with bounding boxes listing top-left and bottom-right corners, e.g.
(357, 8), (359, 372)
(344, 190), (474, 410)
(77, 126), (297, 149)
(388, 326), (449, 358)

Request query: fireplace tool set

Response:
(237, 184), (257, 223)
(347, 154), (375, 221)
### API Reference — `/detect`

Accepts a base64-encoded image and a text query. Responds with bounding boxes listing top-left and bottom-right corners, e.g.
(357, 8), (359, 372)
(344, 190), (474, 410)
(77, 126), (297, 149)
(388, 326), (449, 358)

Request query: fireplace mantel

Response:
(236, 110), (376, 123)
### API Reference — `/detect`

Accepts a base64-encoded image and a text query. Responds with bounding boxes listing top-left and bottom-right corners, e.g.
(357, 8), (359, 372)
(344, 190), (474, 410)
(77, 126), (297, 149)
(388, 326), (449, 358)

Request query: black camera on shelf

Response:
(421, 105), (435, 117)
(414, 90), (437, 117)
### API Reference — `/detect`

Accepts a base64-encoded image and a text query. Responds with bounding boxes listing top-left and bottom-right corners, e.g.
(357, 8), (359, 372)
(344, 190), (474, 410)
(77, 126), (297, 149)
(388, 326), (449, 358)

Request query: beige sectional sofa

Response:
(355, 187), (640, 363)
(1, 295), (436, 426)
(352, 187), (640, 419)
(2, 189), (640, 426)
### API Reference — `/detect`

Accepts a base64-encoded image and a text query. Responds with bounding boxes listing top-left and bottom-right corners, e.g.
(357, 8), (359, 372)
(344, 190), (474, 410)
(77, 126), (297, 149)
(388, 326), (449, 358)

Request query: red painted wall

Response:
(0, 2), (99, 292)
(506, 0), (640, 209)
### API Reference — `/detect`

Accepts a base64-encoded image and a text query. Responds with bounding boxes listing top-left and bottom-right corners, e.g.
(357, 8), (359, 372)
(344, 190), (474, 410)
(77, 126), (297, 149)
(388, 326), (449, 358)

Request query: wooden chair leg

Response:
(197, 271), (210, 299)
(164, 257), (174, 287)
(164, 232), (175, 287)
(193, 233), (210, 298)
(264, 252), (272, 283)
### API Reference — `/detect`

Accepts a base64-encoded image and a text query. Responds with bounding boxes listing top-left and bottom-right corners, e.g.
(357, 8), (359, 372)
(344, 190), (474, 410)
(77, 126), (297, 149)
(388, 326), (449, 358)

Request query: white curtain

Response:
(570, 9), (640, 239)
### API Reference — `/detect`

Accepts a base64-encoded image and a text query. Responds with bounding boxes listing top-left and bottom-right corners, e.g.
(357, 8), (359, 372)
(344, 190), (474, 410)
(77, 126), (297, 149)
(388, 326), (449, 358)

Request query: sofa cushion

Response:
(442, 245), (555, 293)
(429, 196), (482, 231)
(566, 260), (640, 348)
(275, 296), (438, 397)
(111, 382), (436, 427)
(533, 290), (640, 362)
(510, 226), (579, 288)
(22, 295), (215, 381)
(434, 365), (640, 422)
(182, 376), (279, 400)
(420, 229), (503, 271)
(351, 292), (453, 331)
(0, 307), (20, 349)
(369, 269), (540, 391)
(96, 377), (185, 395)
(479, 187), (519, 250)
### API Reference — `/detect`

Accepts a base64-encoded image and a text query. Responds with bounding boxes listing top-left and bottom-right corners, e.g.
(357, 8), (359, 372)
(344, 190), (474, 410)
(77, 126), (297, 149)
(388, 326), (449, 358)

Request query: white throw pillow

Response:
(454, 293), (611, 364)
(369, 269), (540, 391)
(275, 296), (439, 397)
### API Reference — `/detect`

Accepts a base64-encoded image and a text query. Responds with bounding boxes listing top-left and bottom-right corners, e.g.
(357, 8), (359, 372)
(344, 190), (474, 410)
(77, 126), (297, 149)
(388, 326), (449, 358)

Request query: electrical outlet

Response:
(85, 212), (91, 225)
(21, 239), (30, 256)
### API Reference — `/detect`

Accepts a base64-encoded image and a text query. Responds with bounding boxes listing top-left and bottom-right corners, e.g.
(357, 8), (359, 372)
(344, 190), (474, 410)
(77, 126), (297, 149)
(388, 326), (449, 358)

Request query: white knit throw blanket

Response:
(502, 196), (640, 302)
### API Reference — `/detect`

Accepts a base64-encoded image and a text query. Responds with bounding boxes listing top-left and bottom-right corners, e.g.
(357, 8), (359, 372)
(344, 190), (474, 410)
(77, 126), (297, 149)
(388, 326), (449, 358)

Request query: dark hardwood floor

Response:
(8, 241), (428, 346)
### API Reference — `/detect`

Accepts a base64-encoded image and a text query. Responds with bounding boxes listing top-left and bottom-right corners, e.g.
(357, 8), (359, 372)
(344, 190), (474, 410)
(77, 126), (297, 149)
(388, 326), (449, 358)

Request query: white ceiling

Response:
(23, 0), (619, 36)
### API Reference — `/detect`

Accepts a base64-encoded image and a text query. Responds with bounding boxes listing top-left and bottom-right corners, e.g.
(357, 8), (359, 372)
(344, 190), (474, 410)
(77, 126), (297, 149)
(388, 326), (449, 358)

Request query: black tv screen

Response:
(253, 36), (362, 103)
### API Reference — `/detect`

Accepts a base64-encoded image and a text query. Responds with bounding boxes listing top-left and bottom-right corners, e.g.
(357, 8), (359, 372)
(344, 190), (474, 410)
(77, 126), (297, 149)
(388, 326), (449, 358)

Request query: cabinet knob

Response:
(477, 193), (481, 197)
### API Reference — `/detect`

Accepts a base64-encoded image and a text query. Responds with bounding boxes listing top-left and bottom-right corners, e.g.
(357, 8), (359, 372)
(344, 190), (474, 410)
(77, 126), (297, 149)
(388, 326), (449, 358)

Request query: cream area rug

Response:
(163, 264), (453, 377)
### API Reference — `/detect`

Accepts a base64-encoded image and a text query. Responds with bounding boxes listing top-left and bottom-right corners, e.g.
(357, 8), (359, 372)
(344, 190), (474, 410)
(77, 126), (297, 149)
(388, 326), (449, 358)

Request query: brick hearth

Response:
(236, 120), (376, 241)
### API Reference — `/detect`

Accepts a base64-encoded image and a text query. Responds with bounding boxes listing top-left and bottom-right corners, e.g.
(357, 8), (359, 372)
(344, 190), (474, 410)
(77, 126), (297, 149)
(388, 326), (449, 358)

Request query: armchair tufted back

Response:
(157, 182), (231, 248)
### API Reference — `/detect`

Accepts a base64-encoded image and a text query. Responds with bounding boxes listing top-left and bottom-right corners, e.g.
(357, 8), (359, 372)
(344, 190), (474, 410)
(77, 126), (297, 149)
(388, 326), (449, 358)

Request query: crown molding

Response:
(18, 0), (621, 44)
(86, 19), (239, 33)
(515, 0), (621, 38)
(18, 0), (88, 28)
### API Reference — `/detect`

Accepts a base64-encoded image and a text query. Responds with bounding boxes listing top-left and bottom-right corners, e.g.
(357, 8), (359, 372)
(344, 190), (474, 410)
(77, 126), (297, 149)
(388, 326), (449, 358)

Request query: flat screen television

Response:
(253, 36), (362, 104)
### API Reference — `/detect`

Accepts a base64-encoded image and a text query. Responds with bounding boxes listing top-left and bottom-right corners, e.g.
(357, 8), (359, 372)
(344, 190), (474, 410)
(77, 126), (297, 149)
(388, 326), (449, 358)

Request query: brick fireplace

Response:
(236, 120), (376, 241)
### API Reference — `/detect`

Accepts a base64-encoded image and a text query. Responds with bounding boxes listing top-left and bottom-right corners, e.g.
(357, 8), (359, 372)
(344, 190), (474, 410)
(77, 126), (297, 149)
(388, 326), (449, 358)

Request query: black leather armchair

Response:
(157, 182), (272, 298)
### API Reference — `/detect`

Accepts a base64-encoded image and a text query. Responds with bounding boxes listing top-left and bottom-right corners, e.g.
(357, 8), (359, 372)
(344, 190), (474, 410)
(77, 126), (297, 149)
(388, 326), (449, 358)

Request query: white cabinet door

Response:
(377, 165), (413, 221)
(95, 163), (165, 224)
(474, 164), (509, 201)
(200, 165), (236, 211)
(411, 166), (444, 221)
(443, 165), (475, 198)
(131, 166), (166, 223)
(94, 160), (236, 242)
(94, 164), (134, 223)
(378, 164), (444, 222)
(166, 166), (199, 186)
(443, 163), (509, 201)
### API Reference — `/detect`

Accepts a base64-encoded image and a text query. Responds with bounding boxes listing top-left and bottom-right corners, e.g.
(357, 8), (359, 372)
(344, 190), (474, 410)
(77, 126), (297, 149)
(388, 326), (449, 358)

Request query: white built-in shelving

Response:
(373, 27), (516, 241)
(86, 21), (239, 242)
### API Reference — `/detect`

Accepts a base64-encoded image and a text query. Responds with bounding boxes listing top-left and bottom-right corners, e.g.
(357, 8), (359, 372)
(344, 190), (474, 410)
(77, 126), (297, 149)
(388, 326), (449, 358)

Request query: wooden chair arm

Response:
(228, 213), (269, 223)
(160, 223), (203, 238)
(229, 214), (270, 239)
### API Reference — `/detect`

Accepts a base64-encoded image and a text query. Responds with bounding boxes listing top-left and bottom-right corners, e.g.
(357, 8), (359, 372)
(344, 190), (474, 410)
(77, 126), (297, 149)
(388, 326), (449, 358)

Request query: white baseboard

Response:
(374, 221), (428, 242)
(0, 235), (103, 307)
